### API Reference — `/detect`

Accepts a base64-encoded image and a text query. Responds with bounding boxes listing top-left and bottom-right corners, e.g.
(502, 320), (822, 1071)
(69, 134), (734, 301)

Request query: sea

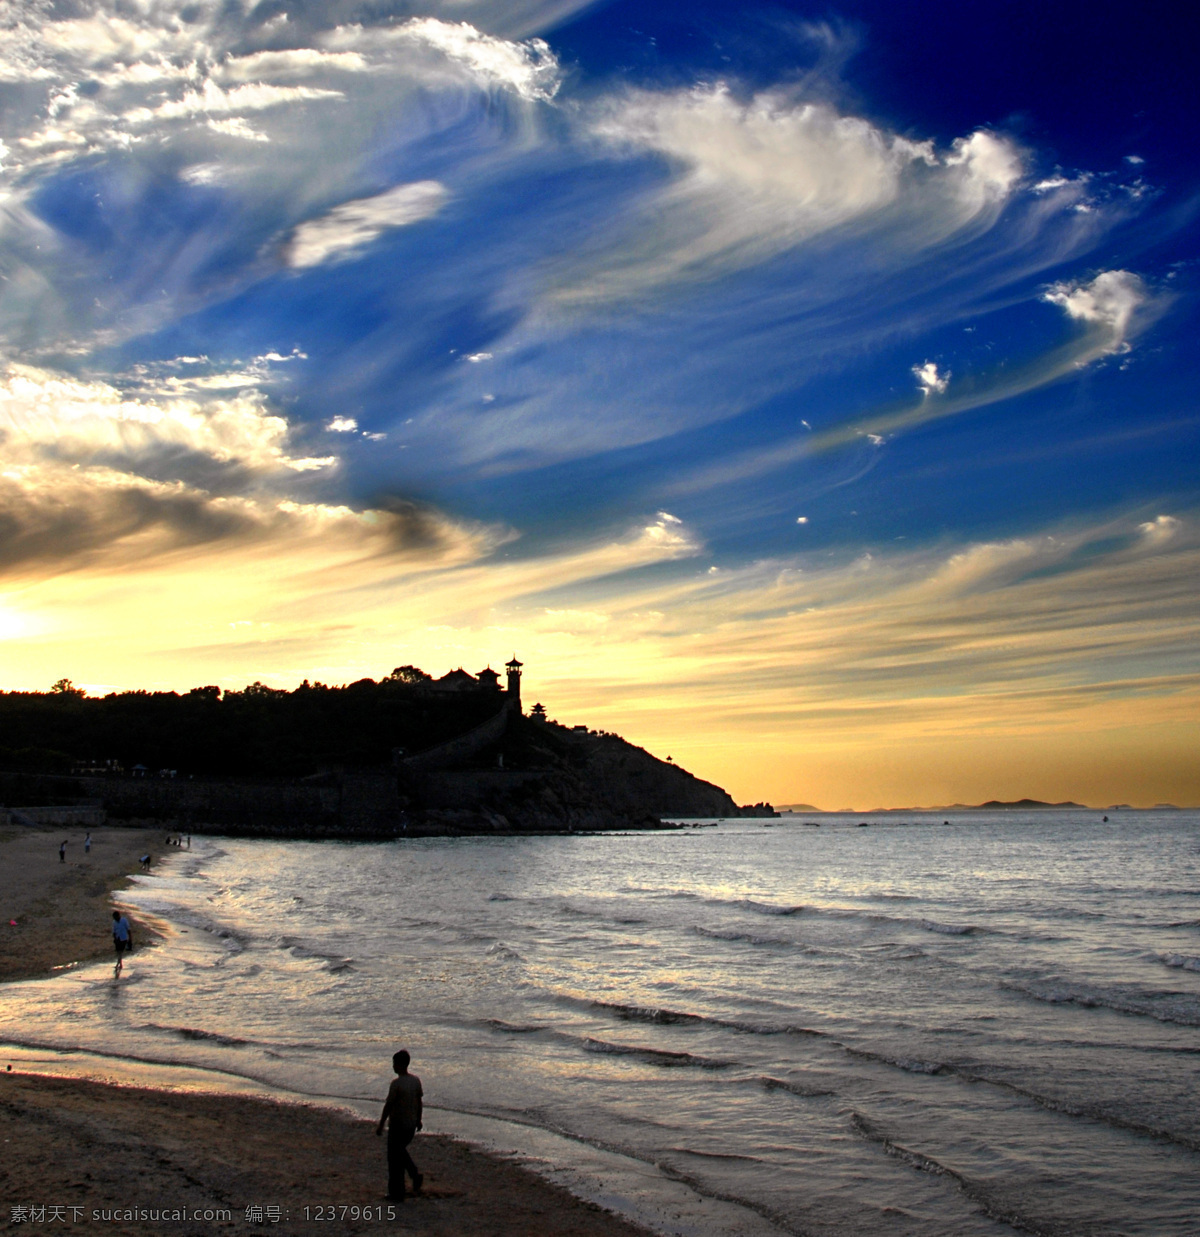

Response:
(4, 810), (1200, 1236)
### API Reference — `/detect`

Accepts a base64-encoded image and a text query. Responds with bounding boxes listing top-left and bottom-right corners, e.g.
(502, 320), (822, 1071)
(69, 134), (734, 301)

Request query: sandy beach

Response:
(0, 828), (653, 1235)
(0, 825), (168, 982)
(0, 1073), (652, 1236)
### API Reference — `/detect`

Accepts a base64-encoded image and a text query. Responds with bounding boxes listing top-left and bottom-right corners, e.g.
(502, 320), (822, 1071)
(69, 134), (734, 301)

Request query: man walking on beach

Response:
(376, 1050), (423, 1202)
(111, 910), (131, 975)
(59, 840), (67, 863)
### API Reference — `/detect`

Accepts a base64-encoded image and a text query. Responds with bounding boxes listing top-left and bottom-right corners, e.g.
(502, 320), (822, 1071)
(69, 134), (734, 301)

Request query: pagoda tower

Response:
(505, 656), (523, 709)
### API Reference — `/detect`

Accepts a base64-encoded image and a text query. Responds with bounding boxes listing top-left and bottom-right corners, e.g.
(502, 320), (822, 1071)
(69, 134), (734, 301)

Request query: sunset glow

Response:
(1, 1), (1196, 808)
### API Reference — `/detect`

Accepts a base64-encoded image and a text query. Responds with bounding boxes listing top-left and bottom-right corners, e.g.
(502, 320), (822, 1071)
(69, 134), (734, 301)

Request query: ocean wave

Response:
(660, 1147), (761, 1162)
(1160, 953), (1200, 972)
(275, 939), (354, 971)
(140, 1023), (253, 1047)
(484, 1019), (547, 1034)
(486, 942), (523, 961)
(580, 1037), (731, 1069)
(692, 926), (789, 947)
(759, 1075), (836, 1099)
(843, 1045), (947, 1074)
(960, 1068), (1200, 1153)
(849, 1111), (1060, 1234)
(1002, 979), (1200, 1028)
(919, 920), (978, 936)
(584, 997), (827, 1041)
(591, 1001), (707, 1026)
(724, 898), (805, 916)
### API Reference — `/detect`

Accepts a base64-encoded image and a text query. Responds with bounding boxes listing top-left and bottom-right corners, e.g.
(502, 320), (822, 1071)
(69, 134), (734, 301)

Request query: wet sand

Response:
(0, 830), (653, 1235)
(0, 825), (167, 982)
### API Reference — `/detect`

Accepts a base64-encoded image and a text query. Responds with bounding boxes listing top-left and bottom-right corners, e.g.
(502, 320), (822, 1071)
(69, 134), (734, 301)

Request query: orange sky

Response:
(2, 495), (1196, 809)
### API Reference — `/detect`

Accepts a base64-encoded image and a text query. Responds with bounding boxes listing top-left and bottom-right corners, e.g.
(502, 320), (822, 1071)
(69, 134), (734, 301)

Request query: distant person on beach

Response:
(111, 911), (131, 975)
(139, 854), (151, 871)
(59, 840), (67, 863)
(84, 832), (91, 854)
(375, 1050), (423, 1201)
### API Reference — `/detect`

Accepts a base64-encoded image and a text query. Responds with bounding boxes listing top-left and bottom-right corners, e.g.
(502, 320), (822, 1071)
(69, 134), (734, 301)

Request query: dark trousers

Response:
(387, 1124), (419, 1200)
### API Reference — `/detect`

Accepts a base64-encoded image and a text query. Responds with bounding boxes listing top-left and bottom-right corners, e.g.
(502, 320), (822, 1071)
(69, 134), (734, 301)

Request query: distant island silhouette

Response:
(781, 799), (1185, 813)
(0, 661), (775, 836)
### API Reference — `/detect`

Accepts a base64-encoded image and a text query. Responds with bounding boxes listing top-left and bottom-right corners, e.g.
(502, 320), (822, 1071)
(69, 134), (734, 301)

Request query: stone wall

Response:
(9, 805), (107, 827)
(401, 700), (514, 771)
(414, 768), (547, 808)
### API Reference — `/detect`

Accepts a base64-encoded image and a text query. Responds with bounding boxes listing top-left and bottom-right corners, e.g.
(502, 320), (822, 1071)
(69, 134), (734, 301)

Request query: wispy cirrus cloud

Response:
(382, 18), (563, 101)
(551, 85), (1026, 303)
(0, 2), (1189, 809)
(667, 269), (1167, 496)
(284, 181), (448, 268)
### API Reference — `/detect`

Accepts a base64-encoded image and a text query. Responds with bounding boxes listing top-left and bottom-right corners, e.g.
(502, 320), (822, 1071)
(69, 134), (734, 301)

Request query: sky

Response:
(1, 0), (1197, 809)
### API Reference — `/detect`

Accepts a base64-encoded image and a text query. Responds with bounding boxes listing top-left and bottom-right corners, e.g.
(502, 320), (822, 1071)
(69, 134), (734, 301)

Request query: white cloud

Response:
(0, 363), (329, 477)
(285, 181), (448, 269)
(327, 417), (358, 433)
(591, 86), (910, 261)
(944, 130), (1023, 203)
(390, 19), (562, 102)
(220, 50), (370, 82)
(126, 79), (344, 124)
(564, 86), (1024, 300)
(207, 117), (270, 142)
(628, 511), (700, 557)
(796, 516), (808, 524)
(1139, 514), (1180, 546)
(464, 352), (494, 362)
(180, 163), (225, 186)
(1043, 269), (1150, 355)
(913, 360), (950, 396)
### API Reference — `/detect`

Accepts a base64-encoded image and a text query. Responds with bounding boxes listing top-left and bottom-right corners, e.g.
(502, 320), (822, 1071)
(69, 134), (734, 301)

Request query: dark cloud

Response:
(0, 476), (260, 575)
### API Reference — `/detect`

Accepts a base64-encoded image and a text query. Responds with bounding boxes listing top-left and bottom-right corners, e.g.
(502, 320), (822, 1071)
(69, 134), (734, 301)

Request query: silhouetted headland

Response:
(0, 661), (774, 837)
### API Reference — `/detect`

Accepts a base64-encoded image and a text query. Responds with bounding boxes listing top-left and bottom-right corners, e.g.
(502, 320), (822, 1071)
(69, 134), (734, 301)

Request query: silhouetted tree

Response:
(389, 665), (431, 684)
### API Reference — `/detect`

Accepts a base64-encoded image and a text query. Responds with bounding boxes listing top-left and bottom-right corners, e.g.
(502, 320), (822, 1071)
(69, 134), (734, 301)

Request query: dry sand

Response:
(0, 828), (654, 1235)
(0, 825), (167, 982)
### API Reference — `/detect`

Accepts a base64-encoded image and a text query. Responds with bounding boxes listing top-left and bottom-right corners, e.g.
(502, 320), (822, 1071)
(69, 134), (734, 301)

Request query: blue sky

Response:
(1, 0), (1197, 806)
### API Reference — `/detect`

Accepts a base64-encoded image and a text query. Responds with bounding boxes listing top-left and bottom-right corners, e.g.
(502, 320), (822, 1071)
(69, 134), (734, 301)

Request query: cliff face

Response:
(550, 727), (742, 818)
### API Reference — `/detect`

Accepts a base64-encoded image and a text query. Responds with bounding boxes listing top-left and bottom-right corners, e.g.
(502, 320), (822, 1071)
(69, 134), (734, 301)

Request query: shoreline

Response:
(0, 824), (170, 982)
(0, 1071), (655, 1236)
(0, 827), (663, 1236)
